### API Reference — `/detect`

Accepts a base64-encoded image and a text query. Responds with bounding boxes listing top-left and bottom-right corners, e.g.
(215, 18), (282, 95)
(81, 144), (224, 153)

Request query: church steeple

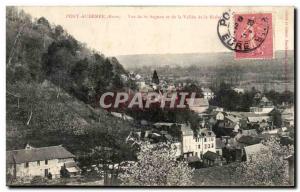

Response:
(152, 70), (159, 85)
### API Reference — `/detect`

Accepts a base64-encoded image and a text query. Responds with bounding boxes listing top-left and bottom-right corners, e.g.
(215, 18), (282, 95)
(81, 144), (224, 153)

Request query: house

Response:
(224, 115), (240, 128)
(223, 115), (240, 133)
(171, 142), (182, 157)
(201, 88), (214, 100)
(186, 156), (202, 168)
(6, 144), (80, 179)
(235, 129), (258, 137)
(110, 112), (134, 121)
(153, 122), (174, 129)
(60, 161), (81, 178)
(186, 98), (209, 113)
(216, 112), (225, 121)
(215, 107), (224, 112)
(228, 112), (273, 129)
(281, 106), (294, 127)
(222, 139), (244, 162)
(215, 138), (225, 156)
(236, 135), (261, 146)
(233, 87), (245, 94)
(250, 106), (274, 114)
(250, 96), (274, 114)
(247, 115), (271, 124)
(212, 121), (235, 138)
(234, 129), (260, 147)
(180, 124), (216, 159)
(202, 151), (224, 167)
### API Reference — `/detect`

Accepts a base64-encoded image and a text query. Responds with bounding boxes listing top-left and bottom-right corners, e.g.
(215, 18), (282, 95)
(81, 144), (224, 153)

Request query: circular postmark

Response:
(217, 10), (270, 53)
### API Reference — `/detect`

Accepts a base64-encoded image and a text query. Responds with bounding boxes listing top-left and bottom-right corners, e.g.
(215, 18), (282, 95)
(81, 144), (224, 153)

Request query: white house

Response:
(281, 106), (294, 127)
(216, 112), (225, 121)
(180, 124), (216, 159)
(250, 96), (275, 114)
(250, 106), (274, 114)
(201, 88), (214, 100)
(6, 144), (80, 179)
(247, 115), (271, 124)
(233, 87), (245, 94)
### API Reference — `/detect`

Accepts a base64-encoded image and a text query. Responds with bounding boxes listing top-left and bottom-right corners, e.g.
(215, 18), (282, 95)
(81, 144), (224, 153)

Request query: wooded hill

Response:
(6, 7), (135, 162)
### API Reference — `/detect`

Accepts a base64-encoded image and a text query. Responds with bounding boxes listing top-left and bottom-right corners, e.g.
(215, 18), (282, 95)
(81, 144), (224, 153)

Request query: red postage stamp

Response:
(217, 11), (273, 59)
(234, 13), (273, 59)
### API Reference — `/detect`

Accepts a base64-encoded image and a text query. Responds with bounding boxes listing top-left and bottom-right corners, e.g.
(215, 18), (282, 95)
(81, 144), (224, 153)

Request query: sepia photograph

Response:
(5, 6), (295, 187)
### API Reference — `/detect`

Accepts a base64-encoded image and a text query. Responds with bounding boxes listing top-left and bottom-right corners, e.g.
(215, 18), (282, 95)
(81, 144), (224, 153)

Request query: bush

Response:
(30, 176), (48, 185)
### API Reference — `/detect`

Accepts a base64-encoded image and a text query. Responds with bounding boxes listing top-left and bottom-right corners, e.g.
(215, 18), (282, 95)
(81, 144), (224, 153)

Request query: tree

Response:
(183, 83), (203, 97)
(235, 138), (294, 186)
(120, 142), (194, 186)
(37, 17), (50, 28)
(152, 70), (159, 84)
(210, 82), (241, 111)
(271, 109), (282, 128)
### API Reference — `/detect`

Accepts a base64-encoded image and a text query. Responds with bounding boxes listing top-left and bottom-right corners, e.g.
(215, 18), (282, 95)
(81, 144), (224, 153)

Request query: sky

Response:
(20, 6), (294, 56)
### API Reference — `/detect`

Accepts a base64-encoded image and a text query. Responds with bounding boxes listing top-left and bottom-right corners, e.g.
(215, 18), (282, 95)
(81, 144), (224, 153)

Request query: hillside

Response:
(6, 7), (129, 105)
(6, 7), (135, 161)
(6, 80), (134, 157)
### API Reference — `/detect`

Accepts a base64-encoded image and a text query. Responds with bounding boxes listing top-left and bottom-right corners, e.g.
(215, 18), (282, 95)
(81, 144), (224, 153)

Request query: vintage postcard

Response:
(6, 6), (295, 187)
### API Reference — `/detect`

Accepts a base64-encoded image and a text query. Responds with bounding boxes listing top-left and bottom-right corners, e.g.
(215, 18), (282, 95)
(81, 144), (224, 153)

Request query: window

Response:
(25, 162), (29, 168)
(208, 144), (210, 148)
(212, 144), (214, 148)
(45, 160), (48, 165)
(37, 160), (40, 166)
(195, 152), (198, 156)
(198, 145), (201, 149)
(204, 138), (207, 142)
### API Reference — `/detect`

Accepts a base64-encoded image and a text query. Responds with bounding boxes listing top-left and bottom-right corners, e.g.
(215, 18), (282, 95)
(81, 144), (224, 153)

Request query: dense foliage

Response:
(120, 142), (194, 186)
(6, 7), (135, 166)
(235, 138), (294, 186)
(210, 82), (294, 111)
(7, 7), (128, 105)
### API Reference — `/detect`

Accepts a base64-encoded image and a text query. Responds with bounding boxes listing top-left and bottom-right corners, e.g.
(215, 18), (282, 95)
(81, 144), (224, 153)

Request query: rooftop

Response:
(225, 115), (239, 123)
(7, 145), (75, 164)
(186, 98), (209, 107)
(216, 138), (226, 149)
(203, 151), (219, 161)
(244, 143), (268, 160)
(237, 135), (261, 145)
(201, 88), (213, 93)
(180, 123), (193, 136)
(198, 128), (215, 137)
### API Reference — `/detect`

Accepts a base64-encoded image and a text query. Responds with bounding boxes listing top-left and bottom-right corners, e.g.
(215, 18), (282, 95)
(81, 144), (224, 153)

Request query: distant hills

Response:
(117, 50), (294, 70)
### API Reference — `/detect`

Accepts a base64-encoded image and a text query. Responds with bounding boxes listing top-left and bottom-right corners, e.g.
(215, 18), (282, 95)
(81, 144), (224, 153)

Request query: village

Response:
(6, 69), (295, 186)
